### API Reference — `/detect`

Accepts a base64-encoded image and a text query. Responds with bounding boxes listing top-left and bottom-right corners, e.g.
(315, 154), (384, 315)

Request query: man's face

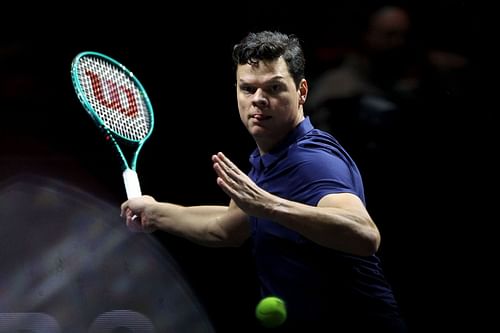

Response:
(235, 57), (304, 151)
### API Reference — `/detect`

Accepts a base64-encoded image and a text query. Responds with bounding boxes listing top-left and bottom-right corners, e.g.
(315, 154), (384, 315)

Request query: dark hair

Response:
(232, 31), (305, 87)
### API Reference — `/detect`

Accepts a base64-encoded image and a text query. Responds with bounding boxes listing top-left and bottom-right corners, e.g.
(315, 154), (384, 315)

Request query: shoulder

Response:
(288, 129), (361, 177)
(295, 129), (346, 159)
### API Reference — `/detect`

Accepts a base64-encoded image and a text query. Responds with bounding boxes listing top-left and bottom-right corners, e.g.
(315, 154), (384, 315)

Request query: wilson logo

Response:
(85, 70), (138, 117)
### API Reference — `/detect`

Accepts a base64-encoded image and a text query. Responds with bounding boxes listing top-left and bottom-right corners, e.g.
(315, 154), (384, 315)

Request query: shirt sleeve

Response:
(287, 147), (364, 206)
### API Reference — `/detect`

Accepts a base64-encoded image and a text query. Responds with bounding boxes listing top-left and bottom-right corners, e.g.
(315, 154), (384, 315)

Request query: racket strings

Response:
(76, 56), (152, 141)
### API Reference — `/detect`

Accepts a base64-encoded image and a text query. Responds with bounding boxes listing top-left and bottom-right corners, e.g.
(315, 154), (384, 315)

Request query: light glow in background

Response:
(0, 175), (214, 332)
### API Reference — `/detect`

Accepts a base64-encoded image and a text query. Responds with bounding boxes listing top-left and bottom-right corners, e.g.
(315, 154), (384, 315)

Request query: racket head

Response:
(71, 51), (154, 144)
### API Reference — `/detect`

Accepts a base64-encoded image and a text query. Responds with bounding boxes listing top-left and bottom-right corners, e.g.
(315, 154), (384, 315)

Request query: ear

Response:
(298, 79), (308, 105)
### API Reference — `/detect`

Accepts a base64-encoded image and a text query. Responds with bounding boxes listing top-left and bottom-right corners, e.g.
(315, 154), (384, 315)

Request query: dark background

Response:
(1, 1), (490, 332)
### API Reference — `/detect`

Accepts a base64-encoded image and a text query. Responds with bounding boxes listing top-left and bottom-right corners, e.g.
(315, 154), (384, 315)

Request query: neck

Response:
(256, 114), (305, 155)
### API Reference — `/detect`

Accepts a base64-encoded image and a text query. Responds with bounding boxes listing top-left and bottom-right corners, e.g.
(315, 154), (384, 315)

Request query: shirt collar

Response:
(249, 116), (314, 170)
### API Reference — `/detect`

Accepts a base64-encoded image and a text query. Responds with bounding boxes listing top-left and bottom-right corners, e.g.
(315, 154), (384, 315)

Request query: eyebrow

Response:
(238, 75), (286, 84)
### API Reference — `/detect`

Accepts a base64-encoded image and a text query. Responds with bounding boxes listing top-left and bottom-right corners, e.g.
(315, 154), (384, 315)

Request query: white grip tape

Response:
(123, 169), (142, 199)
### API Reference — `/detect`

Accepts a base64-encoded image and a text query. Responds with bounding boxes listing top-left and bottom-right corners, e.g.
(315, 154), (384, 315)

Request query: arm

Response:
(266, 192), (380, 256)
(212, 152), (380, 256)
(120, 196), (250, 247)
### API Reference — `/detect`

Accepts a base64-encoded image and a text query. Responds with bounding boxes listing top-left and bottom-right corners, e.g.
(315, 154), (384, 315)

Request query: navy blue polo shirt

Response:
(248, 117), (402, 328)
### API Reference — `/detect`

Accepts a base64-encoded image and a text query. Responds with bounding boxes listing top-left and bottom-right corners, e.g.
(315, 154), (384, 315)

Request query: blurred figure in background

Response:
(308, 3), (470, 170)
(307, 5), (422, 167)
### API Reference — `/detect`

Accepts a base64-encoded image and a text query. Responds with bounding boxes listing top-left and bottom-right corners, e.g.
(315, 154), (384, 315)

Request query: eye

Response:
(240, 84), (256, 94)
(267, 83), (285, 94)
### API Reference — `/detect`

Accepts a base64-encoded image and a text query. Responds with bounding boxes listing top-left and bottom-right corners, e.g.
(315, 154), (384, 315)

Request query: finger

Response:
(126, 214), (142, 232)
(120, 201), (129, 217)
(213, 163), (231, 185)
(212, 155), (230, 177)
(217, 152), (235, 169)
(216, 152), (240, 175)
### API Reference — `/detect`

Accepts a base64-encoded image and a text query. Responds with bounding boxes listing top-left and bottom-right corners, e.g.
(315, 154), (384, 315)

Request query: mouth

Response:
(250, 114), (272, 121)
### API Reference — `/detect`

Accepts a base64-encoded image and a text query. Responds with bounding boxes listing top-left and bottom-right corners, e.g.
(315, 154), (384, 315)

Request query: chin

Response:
(248, 125), (268, 137)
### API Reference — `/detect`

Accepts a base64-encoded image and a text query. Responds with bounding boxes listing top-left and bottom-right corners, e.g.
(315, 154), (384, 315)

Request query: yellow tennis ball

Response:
(255, 296), (287, 328)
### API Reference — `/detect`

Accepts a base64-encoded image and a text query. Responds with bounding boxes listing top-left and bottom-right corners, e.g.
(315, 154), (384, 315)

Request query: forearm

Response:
(148, 203), (248, 247)
(149, 203), (230, 246)
(267, 195), (380, 256)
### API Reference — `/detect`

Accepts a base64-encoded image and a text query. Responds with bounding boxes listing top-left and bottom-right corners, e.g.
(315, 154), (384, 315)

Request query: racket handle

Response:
(123, 169), (142, 199)
(123, 169), (142, 232)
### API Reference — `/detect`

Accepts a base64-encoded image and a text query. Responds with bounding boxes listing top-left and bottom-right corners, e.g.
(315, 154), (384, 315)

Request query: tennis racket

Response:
(70, 51), (154, 203)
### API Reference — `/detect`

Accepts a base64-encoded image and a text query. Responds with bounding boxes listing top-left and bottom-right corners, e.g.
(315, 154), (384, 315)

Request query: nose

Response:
(252, 89), (268, 108)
